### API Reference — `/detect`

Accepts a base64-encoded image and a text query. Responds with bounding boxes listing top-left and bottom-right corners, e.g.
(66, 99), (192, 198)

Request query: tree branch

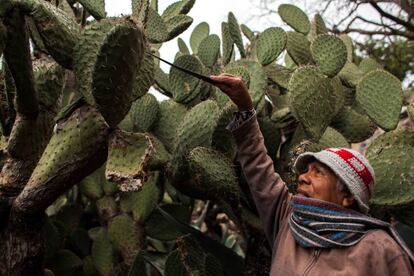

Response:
(369, 0), (414, 31)
(332, 27), (414, 39)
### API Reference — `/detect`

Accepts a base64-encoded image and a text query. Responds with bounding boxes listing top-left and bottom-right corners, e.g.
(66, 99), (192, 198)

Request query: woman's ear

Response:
(341, 194), (355, 208)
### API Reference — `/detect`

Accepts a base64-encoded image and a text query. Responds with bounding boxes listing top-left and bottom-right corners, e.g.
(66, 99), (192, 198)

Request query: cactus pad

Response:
(228, 12), (246, 58)
(79, 167), (105, 200)
(165, 14), (193, 41)
(161, 0), (195, 20)
(145, 7), (168, 43)
(132, 0), (150, 22)
(264, 64), (293, 89)
(178, 37), (190, 54)
(366, 129), (414, 226)
(119, 171), (161, 223)
(311, 34), (347, 77)
(339, 34), (353, 62)
(91, 228), (116, 276)
(356, 70), (403, 131)
(256, 27), (287, 66)
(174, 100), (220, 158)
(92, 21), (145, 127)
(48, 249), (83, 275)
(331, 108), (376, 143)
(338, 62), (362, 88)
(152, 100), (187, 152)
(108, 214), (143, 265)
(286, 32), (312, 65)
(127, 93), (159, 132)
(169, 54), (203, 103)
(359, 57), (382, 75)
(96, 196), (118, 221)
(309, 13), (327, 41)
(221, 22), (234, 66)
(131, 49), (155, 101)
(223, 65), (251, 88)
(106, 130), (155, 192)
(197, 34), (221, 67)
(77, 0), (105, 20)
(278, 4), (310, 34)
(240, 24), (254, 41)
(190, 22), (210, 54)
(187, 147), (239, 201)
(29, 0), (80, 69)
(289, 66), (335, 140)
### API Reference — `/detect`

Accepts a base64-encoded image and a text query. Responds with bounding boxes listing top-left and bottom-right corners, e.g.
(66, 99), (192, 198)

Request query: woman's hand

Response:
(209, 73), (254, 111)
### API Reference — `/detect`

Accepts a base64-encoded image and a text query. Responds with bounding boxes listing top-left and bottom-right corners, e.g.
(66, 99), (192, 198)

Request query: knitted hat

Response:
(293, 148), (375, 214)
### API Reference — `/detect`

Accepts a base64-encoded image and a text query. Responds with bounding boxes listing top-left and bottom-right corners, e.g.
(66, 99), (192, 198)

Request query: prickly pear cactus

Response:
(0, 1), (411, 275)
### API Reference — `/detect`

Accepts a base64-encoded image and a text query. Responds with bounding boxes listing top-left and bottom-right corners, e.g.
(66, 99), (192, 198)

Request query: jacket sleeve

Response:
(230, 114), (292, 246)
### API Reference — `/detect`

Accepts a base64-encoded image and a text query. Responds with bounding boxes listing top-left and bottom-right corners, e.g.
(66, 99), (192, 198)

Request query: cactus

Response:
(0, 1), (412, 275)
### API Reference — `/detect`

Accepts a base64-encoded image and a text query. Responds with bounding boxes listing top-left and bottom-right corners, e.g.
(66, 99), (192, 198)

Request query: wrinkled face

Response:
(296, 160), (345, 205)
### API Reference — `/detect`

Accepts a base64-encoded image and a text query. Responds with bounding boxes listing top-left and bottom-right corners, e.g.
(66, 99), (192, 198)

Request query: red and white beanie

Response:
(293, 148), (375, 214)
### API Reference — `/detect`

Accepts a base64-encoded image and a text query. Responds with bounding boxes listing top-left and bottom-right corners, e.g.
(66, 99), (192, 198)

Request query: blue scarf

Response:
(289, 196), (414, 263)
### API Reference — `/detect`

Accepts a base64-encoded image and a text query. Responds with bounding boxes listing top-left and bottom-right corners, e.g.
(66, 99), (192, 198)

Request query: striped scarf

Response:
(289, 195), (414, 263)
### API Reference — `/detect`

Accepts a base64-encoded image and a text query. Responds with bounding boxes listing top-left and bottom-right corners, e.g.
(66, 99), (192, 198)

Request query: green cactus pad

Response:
(212, 102), (237, 157)
(356, 70), (403, 131)
(230, 60), (267, 111)
(240, 24), (254, 41)
(79, 167), (105, 200)
(308, 13), (327, 41)
(258, 117), (282, 160)
(82, 256), (98, 276)
(154, 67), (172, 97)
(310, 34), (347, 77)
(145, 7), (168, 43)
(190, 22), (210, 54)
(359, 57), (383, 75)
(223, 65), (251, 88)
(339, 34), (353, 62)
(33, 58), (66, 111)
(161, 0), (195, 20)
(289, 66), (336, 140)
(366, 129), (414, 226)
(338, 62), (363, 88)
(186, 147), (239, 201)
(108, 214), (143, 265)
(174, 100), (220, 158)
(148, 135), (171, 169)
(178, 37), (190, 54)
(286, 32), (313, 65)
(48, 249), (83, 275)
(96, 196), (118, 221)
(120, 171), (161, 223)
(176, 235), (225, 276)
(28, 0), (80, 69)
(74, 20), (113, 105)
(77, 0), (105, 20)
(169, 54), (203, 103)
(221, 22), (234, 66)
(317, 127), (349, 149)
(278, 4), (310, 34)
(106, 131), (155, 192)
(152, 100), (187, 152)
(264, 64), (293, 89)
(92, 21), (145, 127)
(331, 108), (376, 143)
(131, 48), (155, 101)
(256, 27), (287, 66)
(228, 12), (246, 58)
(91, 228), (116, 276)
(197, 34), (221, 67)
(128, 93), (159, 132)
(331, 76), (346, 117)
(25, 105), (108, 194)
(132, 0), (150, 22)
(165, 14), (193, 41)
